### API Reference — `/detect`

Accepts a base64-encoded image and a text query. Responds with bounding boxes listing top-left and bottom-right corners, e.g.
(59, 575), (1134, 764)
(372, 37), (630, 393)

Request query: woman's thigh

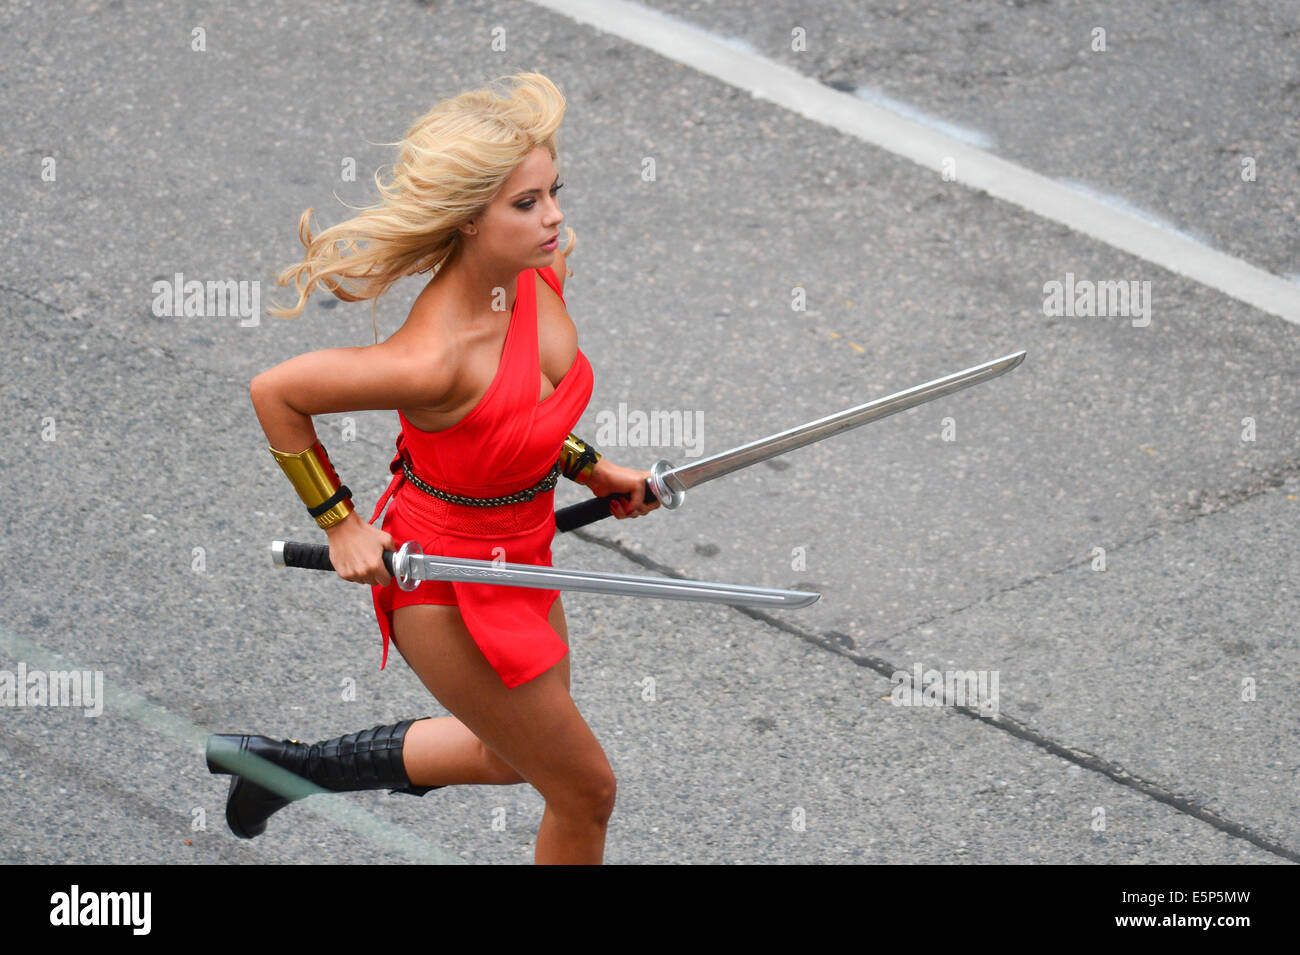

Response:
(391, 600), (610, 806)
(548, 594), (569, 693)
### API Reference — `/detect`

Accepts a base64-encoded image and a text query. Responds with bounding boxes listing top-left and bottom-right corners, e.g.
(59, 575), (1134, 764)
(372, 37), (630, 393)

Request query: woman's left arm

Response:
(583, 458), (661, 519)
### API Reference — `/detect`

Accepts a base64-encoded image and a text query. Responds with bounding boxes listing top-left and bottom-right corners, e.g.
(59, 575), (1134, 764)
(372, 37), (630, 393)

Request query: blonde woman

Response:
(205, 72), (659, 864)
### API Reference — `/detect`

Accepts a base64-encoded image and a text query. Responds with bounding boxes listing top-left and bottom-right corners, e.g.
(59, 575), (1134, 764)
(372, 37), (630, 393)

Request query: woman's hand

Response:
(584, 460), (663, 519)
(324, 512), (395, 585)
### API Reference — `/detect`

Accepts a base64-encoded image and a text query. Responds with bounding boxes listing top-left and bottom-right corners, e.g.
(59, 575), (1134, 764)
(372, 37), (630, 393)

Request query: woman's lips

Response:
(541, 235), (558, 249)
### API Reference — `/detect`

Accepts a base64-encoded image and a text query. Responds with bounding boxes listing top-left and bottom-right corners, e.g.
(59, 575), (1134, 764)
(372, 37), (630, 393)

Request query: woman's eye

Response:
(517, 182), (564, 210)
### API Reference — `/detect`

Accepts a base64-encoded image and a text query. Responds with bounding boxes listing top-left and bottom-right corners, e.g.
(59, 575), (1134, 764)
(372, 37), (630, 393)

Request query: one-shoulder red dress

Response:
(367, 264), (593, 688)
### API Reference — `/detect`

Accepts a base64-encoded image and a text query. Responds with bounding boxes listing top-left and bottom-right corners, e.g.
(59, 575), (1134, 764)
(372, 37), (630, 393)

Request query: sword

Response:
(556, 349), (1026, 532)
(270, 540), (819, 609)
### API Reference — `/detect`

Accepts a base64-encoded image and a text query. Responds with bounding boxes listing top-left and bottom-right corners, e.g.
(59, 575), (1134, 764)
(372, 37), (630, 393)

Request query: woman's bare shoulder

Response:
(382, 298), (461, 407)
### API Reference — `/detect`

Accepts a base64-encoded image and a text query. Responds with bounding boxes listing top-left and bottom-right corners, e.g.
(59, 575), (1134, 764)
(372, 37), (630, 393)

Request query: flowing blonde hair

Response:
(267, 71), (577, 341)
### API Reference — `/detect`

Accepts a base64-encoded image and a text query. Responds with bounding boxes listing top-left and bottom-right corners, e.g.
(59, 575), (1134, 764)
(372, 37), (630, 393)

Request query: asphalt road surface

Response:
(1, 0), (1297, 866)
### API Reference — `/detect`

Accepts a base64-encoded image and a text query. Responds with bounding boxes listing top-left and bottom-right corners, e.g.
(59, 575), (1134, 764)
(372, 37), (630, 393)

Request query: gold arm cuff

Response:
(311, 497), (355, 530)
(559, 433), (602, 485)
(268, 441), (356, 530)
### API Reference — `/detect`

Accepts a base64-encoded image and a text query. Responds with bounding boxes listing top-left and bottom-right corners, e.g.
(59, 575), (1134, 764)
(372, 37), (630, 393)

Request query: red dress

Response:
(367, 264), (593, 688)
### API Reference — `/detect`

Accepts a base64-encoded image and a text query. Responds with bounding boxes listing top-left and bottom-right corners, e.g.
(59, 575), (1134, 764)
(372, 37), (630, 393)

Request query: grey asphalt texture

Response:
(1, 0), (1296, 865)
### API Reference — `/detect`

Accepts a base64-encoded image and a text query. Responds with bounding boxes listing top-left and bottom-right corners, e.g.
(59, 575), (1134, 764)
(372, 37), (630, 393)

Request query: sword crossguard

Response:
(391, 540), (422, 592)
(647, 459), (686, 510)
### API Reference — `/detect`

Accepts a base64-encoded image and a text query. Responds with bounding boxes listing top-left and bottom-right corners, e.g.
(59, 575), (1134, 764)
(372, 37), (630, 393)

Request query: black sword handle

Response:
(555, 479), (660, 533)
(279, 540), (398, 578)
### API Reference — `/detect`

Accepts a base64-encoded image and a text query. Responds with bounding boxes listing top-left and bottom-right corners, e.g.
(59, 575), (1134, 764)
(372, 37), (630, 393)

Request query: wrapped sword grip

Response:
(554, 479), (659, 533)
(273, 540), (397, 578)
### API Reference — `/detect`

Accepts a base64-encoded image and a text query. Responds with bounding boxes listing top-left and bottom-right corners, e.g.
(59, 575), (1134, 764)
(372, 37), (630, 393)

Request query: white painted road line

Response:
(0, 626), (463, 864)
(530, 0), (1300, 327)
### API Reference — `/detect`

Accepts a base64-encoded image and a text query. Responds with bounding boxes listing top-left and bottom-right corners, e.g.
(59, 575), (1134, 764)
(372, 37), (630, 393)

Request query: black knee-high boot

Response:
(205, 718), (444, 839)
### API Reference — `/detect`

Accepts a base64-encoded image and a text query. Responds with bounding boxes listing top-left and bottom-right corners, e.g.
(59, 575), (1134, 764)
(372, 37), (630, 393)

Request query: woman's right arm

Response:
(249, 342), (451, 586)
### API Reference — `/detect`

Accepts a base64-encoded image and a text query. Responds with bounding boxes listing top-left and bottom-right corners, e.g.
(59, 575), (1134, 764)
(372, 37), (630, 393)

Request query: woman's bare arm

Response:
(249, 341), (451, 584)
(250, 341), (450, 454)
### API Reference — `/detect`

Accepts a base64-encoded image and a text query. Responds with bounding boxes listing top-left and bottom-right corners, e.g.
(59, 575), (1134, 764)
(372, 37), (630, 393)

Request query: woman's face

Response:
(471, 146), (564, 270)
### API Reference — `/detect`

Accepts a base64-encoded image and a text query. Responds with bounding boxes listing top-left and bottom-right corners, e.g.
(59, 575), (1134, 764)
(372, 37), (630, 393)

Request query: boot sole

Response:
(224, 774), (265, 839)
(207, 734), (303, 839)
(207, 734), (276, 838)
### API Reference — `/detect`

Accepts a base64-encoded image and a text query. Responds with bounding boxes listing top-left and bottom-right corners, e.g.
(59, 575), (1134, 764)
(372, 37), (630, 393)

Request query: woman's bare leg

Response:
(391, 598), (613, 864)
(399, 715), (523, 785)
(396, 596), (570, 787)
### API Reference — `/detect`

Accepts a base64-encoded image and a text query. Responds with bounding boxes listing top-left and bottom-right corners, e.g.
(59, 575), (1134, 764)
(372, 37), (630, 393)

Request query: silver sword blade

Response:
(392, 542), (818, 608)
(647, 350), (1026, 508)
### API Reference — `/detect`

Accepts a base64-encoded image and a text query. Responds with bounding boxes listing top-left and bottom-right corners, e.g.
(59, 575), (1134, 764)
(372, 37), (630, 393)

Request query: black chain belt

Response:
(401, 459), (561, 507)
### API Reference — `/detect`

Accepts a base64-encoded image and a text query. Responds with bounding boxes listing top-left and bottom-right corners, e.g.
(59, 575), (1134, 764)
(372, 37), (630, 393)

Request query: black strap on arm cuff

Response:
(308, 485), (353, 518)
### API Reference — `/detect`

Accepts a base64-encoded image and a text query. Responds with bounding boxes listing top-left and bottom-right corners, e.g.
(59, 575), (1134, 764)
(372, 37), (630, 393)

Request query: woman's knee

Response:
(547, 765), (617, 824)
(589, 771), (618, 823)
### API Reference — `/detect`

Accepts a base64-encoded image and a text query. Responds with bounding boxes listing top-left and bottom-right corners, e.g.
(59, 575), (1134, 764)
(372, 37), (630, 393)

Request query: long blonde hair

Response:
(268, 71), (577, 339)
